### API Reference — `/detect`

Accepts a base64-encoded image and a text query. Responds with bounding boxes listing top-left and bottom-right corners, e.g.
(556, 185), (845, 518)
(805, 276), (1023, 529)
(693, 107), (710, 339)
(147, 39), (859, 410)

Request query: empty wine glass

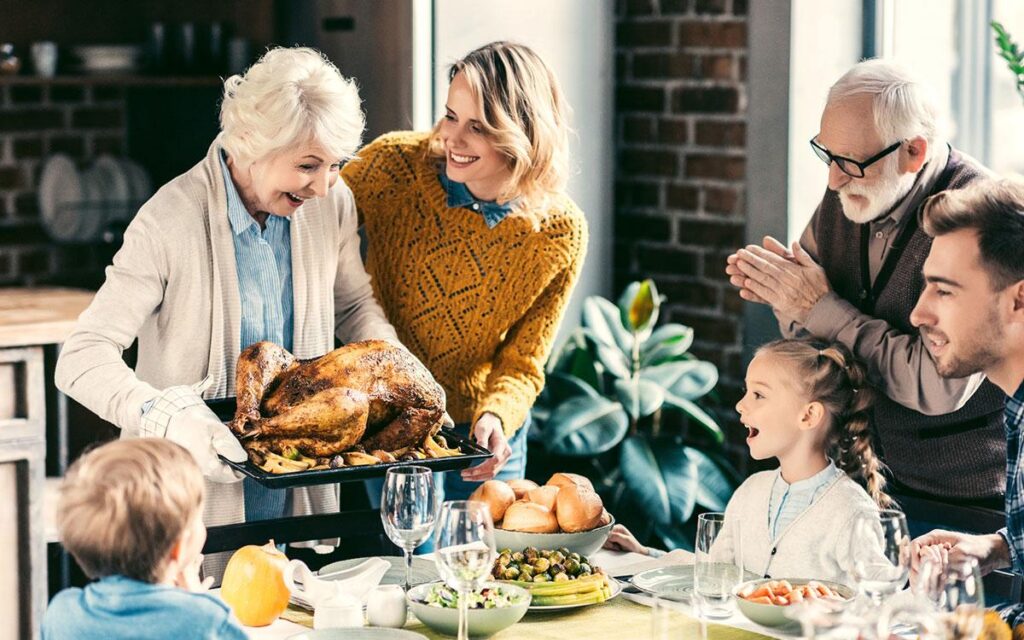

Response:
(435, 500), (496, 640)
(381, 465), (436, 591)
(849, 509), (911, 603)
(939, 558), (985, 640)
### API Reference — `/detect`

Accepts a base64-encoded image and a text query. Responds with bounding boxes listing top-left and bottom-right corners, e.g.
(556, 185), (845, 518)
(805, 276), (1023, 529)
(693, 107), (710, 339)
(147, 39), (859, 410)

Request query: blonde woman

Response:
(343, 41), (588, 500)
(55, 47), (406, 569)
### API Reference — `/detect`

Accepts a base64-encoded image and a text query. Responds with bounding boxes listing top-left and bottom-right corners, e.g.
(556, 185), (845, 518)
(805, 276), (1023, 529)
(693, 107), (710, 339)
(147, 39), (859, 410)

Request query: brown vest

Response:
(816, 148), (1006, 501)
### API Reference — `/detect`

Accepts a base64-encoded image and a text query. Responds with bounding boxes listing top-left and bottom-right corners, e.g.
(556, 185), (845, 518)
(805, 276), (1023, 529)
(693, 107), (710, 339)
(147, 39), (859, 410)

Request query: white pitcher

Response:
(282, 557), (390, 609)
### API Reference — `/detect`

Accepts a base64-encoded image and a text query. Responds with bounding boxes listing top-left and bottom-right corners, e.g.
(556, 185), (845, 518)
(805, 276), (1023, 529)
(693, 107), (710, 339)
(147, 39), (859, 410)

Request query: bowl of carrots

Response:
(733, 578), (854, 628)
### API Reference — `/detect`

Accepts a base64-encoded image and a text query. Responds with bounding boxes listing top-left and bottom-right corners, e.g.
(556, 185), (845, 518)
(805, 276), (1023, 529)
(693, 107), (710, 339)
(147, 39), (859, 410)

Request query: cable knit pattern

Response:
(342, 131), (588, 435)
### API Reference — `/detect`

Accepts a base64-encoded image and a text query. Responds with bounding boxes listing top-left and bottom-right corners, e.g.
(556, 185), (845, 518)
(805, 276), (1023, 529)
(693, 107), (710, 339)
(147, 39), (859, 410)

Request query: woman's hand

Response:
(461, 412), (512, 482)
(603, 524), (650, 555)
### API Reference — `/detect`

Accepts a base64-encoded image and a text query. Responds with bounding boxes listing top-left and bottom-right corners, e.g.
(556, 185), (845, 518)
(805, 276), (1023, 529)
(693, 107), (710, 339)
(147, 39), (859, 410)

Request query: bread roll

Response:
(526, 485), (560, 511)
(555, 486), (604, 532)
(596, 508), (612, 527)
(501, 501), (559, 533)
(505, 478), (539, 500)
(469, 480), (516, 523)
(546, 472), (594, 492)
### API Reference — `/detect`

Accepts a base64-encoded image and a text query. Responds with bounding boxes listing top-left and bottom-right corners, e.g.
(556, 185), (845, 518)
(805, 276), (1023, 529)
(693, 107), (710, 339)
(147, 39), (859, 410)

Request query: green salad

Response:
(421, 583), (525, 609)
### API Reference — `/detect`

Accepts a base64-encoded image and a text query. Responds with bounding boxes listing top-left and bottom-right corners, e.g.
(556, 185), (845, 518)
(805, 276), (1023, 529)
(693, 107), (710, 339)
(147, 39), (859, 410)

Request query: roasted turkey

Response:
(229, 340), (448, 462)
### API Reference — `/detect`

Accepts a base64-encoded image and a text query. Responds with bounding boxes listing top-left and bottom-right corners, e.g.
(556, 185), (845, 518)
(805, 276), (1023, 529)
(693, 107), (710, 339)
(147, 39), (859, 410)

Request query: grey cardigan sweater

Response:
(55, 139), (399, 550)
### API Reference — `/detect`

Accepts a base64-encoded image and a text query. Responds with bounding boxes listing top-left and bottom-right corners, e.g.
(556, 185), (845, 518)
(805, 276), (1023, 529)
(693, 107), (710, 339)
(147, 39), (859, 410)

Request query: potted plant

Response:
(992, 21), (1024, 105)
(529, 279), (740, 550)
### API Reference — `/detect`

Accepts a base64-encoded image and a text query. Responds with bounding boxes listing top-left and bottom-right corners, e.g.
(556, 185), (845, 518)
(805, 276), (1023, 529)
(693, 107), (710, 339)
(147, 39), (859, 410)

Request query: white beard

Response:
(837, 155), (918, 224)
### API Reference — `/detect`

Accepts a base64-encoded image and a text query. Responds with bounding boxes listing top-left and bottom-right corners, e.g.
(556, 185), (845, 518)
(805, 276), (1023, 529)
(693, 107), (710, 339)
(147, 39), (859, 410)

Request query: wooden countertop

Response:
(0, 287), (94, 348)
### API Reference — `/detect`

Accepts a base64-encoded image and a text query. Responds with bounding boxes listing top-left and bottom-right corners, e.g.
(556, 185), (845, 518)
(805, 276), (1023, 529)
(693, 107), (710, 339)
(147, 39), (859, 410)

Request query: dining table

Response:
(220, 549), (787, 640)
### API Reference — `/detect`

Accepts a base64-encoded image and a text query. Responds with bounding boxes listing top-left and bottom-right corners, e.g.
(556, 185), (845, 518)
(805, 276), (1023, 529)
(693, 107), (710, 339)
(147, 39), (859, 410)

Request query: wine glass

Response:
(849, 510), (911, 604)
(381, 465), (436, 591)
(434, 500), (496, 640)
(938, 558), (985, 640)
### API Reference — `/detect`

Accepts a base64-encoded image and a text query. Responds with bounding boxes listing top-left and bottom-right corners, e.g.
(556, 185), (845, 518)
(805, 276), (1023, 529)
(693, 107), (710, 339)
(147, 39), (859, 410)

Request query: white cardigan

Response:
(55, 140), (399, 544)
(711, 470), (880, 584)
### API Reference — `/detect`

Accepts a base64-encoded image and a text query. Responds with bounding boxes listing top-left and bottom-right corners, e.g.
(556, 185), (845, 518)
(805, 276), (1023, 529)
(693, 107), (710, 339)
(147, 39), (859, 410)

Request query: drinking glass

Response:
(938, 558), (985, 640)
(381, 465), (436, 591)
(693, 512), (741, 619)
(849, 510), (911, 603)
(435, 501), (496, 640)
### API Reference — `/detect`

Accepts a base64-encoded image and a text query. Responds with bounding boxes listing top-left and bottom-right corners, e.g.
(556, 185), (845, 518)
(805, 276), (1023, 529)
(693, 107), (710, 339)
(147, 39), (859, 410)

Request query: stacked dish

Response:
(39, 154), (153, 243)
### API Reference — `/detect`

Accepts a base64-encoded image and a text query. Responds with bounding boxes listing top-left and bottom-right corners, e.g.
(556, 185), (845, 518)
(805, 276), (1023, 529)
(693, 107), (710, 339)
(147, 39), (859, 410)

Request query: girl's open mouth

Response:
(745, 425), (760, 440)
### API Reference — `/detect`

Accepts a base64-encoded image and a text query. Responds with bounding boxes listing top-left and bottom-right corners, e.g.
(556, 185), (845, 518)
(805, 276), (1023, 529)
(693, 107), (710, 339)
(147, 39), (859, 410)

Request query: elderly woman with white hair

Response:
(55, 47), (404, 561)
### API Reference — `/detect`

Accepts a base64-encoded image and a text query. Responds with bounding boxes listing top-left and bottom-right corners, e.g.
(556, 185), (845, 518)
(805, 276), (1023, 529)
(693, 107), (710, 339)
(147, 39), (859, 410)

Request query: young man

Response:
(908, 178), (1024, 619)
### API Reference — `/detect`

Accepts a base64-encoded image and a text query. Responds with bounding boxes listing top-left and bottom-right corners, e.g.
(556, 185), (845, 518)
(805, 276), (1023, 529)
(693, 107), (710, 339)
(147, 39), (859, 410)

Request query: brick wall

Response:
(0, 82), (126, 286)
(614, 0), (748, 439)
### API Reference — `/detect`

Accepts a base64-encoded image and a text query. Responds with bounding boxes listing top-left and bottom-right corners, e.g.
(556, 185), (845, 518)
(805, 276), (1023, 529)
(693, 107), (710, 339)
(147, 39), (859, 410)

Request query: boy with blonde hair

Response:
(42, 439), (247, 639)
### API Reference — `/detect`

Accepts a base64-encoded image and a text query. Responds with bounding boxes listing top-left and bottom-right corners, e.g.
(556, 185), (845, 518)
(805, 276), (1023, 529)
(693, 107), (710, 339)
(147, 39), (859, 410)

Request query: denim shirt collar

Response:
(218, 149), (288, 236)
(438, 171), (515, 229)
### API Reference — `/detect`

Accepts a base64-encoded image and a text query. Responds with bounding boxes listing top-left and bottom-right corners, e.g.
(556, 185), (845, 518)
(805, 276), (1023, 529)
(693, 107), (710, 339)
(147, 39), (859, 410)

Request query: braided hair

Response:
(757, 338), (894, 509)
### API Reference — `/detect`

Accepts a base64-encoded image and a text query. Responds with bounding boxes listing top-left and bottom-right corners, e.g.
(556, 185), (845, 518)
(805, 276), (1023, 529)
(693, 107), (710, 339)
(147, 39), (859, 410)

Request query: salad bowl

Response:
(407, 581), (530, 638)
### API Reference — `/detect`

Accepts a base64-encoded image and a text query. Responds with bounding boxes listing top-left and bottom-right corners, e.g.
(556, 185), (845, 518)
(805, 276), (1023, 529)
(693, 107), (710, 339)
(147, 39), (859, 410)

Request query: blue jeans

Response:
(365, 417), (531, 550)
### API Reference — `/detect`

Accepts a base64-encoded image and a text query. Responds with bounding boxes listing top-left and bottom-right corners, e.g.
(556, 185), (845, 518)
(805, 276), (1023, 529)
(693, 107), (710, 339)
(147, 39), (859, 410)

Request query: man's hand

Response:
(726, 236), (795, 305)
(730, 237), (831, 323)
(911, 529), (1011, 577)
(461, 412), (512, 482)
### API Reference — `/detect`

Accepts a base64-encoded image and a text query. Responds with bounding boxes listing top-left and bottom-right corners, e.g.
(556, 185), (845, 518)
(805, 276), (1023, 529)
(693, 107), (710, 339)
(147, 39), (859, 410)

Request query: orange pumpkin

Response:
(220, 540), (291, 626)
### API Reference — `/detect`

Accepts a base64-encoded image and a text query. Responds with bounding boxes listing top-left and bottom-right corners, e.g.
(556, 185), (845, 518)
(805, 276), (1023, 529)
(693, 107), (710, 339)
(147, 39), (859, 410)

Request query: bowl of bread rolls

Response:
(469, 473), (615, 557)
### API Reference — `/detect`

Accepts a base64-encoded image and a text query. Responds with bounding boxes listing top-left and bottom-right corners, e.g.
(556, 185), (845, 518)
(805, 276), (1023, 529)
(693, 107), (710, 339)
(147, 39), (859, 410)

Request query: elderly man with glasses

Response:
(726, 59), (1006, 528)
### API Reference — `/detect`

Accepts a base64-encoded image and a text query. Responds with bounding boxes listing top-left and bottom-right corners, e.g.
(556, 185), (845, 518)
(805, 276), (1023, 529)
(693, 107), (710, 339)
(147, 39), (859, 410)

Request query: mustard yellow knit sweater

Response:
(342, 132), (588, 435)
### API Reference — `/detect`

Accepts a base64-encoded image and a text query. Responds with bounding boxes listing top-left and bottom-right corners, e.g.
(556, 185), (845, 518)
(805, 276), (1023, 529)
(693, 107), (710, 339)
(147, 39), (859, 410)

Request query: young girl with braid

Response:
(605, 338), (890, 584)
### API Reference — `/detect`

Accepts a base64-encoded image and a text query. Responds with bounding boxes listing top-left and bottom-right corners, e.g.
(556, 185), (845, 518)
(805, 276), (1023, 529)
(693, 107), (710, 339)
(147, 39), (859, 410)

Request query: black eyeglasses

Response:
(809, 138), (902, 178)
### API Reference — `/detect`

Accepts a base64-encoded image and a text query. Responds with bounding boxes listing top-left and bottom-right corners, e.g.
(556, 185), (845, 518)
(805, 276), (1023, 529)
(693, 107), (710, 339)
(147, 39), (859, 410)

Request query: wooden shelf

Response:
(0, 74), (223, 87)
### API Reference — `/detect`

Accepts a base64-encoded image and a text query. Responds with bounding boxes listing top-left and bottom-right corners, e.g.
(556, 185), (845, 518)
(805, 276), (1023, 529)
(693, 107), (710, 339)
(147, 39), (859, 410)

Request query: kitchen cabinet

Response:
(0, 287), (93, 640)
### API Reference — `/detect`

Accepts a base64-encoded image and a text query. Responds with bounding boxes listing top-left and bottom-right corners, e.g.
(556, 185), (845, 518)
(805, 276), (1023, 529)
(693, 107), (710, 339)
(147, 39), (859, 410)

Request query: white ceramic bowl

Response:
(733, 578), (854, 628)
(493, 516), (615, 558)
(407, 581), (530, 639)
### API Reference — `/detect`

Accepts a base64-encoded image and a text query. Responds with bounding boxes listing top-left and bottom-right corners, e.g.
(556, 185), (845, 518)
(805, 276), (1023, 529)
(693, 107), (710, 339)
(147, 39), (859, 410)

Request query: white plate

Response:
(94, 155), (130, 203)
(38, 154), (82, 242)
(287, 629), (427, 640)
(317, 556), (439, 589)
(120, 158), (153, 210)
(76, 166), (105, 242)
(630, 565), (759, 603)
(526, 576), (623, 611)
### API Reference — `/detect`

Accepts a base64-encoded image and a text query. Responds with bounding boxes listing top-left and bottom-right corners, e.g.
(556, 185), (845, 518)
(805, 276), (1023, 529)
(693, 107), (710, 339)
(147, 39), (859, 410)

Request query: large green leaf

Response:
(640, 360), (718, 400)
(546, 396), (629, 457)
(686, 447), (737, 512)
(617, 279), (661, 338)
(548, 334), (602, 389)
(614, 378), (665, 420)
(640, 324), (694, 366)
(620, 436), (699, 525)
(582, 330), (631, 379)
(582, 296), (634, 353)
(653, 521), (696, 552)
(546, 371), (600, 402)
(663, 395), (723, 442)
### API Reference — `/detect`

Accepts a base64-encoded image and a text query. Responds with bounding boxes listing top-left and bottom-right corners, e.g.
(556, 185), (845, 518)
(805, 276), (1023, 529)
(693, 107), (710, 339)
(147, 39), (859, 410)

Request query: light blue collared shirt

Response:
(218, 150), (293, 353)
(768, 460), (843, 541)
(42, 575), (247, 640)
(438, 172), (516, 228)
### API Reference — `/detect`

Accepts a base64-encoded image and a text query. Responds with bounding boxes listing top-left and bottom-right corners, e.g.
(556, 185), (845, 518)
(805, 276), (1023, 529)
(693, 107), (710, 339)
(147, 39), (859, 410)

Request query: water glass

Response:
(435, 501), (496, 640)
(651, 594), (704, 640)
(381, 465), (436, 590)
(694, 512), (741, 619)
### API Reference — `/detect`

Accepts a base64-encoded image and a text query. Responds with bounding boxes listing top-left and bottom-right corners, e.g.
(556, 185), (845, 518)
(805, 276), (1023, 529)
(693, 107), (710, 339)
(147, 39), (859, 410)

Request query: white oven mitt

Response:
(139, 376), (247, 483)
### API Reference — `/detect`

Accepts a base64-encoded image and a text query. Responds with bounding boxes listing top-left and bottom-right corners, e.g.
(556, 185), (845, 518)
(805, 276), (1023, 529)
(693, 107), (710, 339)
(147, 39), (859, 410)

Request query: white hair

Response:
(218, 47), (364, 167)
(827, 58), (944, 161)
